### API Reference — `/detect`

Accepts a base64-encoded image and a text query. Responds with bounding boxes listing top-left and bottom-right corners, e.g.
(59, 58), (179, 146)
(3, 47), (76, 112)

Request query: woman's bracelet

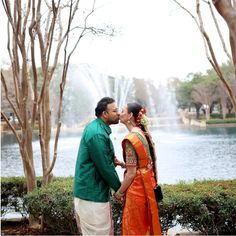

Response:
(116, 190), (125, 197)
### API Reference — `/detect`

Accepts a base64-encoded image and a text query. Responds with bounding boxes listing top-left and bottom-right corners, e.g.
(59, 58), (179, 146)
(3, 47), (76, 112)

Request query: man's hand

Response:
(113, 190), (125, 203)
(114, 156), (126, 168)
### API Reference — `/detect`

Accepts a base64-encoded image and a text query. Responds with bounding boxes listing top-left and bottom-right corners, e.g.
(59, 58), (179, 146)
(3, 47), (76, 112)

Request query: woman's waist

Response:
(137, 164), (153, 173)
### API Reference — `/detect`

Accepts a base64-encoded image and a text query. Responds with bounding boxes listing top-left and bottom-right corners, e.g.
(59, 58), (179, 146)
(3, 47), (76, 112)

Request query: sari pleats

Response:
(122, 133), (162, 235)
(122, 169), (162, 235)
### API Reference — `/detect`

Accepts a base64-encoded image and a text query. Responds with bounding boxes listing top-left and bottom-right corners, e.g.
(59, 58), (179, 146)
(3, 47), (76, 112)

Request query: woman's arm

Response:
(114, 141), (137, 199)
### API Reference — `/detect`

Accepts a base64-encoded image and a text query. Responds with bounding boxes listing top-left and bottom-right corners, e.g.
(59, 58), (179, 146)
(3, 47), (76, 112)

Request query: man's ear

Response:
(102, 110), (108, 119)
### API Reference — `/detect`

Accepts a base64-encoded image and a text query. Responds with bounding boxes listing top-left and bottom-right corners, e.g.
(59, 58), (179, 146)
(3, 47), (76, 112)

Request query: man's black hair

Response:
(95, 97), (115, 117)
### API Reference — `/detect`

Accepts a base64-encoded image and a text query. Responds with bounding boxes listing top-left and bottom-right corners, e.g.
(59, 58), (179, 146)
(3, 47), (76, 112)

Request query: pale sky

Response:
(0, 0), (230, 84)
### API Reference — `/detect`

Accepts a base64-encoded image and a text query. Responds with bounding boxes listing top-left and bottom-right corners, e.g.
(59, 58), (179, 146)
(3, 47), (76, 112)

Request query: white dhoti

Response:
(74, 197), (113, 235)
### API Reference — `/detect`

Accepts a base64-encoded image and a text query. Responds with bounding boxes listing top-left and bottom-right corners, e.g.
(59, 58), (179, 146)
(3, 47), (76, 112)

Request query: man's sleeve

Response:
(87, 134), (121, 191)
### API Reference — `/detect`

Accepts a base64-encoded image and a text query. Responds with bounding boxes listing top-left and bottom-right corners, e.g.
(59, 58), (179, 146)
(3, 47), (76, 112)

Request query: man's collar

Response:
(97, 118), (112, 135)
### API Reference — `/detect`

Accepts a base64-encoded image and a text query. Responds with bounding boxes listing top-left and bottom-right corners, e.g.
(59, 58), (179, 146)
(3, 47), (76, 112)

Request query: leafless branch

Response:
(1, 112), (21, 144)
(196, 0), (236, 110)
(173, 0), (210, 59)
(172, 0), (236, 110)
(205, 0), (232, 61)
(1, 71), (23, 127)
(29, 0), (38, 128)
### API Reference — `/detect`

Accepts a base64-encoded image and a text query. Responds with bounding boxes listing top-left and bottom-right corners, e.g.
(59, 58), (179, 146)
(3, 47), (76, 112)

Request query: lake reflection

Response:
(1, 126), (236, 184)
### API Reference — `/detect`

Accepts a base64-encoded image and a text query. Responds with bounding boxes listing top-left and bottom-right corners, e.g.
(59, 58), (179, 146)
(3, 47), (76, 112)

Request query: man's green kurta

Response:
(73, 118), (121, 202)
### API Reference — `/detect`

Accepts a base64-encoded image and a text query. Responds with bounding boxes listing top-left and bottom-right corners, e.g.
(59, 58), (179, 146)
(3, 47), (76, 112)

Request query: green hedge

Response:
(206, 118), (236, 124)
(1, 177), (236, 235)
(210, 113), (236, 119)
(25, 177), (78, 235)
(159, 180), (236, 234)
(1, 177), (28, 217)
(1, 177), (42, 217)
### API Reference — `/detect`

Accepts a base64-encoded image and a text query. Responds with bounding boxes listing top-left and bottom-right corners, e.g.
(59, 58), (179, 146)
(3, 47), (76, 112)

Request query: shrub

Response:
(1, 177), (43, 217)
(1, 177), (27, 216)
(161, 180), (236, 235)
(2, 177), (236, 235)
(25, 177), (78, 235)
(210, 114), (236, 119)
(111, 198), (123, 235)
(206, 119), (236, 124)
(210, 114), (223, 119)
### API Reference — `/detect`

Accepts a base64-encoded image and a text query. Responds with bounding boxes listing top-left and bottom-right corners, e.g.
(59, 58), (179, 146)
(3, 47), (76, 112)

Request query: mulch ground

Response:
(1, 221), (79, 235)
(1, 221), (47, 235)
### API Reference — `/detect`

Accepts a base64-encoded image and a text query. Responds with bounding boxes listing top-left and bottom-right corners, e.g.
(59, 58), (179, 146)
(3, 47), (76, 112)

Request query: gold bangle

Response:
(117, 190), (125, 197)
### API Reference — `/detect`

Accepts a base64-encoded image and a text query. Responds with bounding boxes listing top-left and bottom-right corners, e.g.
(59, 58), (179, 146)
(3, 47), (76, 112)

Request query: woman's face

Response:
(119, 105), (130, 124)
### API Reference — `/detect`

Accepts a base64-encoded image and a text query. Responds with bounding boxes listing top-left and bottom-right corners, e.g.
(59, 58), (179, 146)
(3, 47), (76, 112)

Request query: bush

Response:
(111, 197), (123, 235)
(160, 180), (236, 235)
(210, 113), (236, 119)
(226, 113), (236, 118)
(1, 177), (43, 217)
(1, 177), (28, 216)
(206, 118), (236, 124)
(210, 114), (223, 119)
(25, 177), (78, 235)
(2, 177), (236, 235)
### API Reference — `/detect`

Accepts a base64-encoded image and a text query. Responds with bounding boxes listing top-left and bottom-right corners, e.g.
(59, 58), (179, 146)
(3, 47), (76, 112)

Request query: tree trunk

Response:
(205, 107), (210, 120)
(213, 0), (236, 78)
(213, 0), (236, 112)
(195, 103), (202, 119)
(222, 103), (227, 119)
(41, 81), (53, 186)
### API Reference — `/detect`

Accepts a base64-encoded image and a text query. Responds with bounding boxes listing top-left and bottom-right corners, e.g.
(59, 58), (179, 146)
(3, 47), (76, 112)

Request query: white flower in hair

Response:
(140, 114), (149, 126)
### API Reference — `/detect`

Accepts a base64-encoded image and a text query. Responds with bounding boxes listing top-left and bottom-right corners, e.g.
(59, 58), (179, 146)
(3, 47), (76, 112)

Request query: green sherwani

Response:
(73, 118), (121, 202)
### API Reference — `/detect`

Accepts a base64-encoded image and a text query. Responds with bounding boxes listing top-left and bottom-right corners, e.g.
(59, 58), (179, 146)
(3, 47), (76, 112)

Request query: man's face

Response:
(105, 102), (120, 125)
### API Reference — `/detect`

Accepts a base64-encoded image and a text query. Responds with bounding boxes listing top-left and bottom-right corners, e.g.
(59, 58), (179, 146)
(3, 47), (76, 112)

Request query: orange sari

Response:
(121, 133), (162, 235)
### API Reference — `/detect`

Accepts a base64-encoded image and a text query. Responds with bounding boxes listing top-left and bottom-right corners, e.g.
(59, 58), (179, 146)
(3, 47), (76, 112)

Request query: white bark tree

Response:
(173, 0), (236, 112)
(1, 0), (114, 192)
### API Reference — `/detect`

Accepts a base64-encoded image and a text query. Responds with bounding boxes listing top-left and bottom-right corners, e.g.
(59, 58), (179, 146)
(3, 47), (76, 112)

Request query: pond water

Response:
(1, 126), (236, 184)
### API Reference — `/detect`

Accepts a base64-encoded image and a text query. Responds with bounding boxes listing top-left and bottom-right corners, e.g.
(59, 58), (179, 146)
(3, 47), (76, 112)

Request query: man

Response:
(73, 97), (122, 235)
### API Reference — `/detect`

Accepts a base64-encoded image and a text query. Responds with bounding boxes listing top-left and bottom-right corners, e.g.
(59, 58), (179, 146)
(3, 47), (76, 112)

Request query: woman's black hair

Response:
(127, 102), (143, 121)
(95, 97), (115, 117)
(127, 102), (158, 181)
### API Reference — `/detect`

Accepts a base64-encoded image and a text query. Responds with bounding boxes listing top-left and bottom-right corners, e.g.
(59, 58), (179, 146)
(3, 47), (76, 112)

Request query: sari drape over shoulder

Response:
(122, 132), (162, 235)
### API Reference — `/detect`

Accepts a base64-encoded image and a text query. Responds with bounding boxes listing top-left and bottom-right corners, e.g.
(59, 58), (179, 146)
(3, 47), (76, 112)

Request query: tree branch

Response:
(206, 0), (232, 61)
(1, 71), (23, 127)
(1, 112), (21, 145)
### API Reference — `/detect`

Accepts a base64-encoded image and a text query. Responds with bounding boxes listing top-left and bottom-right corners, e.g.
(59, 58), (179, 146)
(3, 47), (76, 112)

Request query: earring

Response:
(127, 120), (131, 124)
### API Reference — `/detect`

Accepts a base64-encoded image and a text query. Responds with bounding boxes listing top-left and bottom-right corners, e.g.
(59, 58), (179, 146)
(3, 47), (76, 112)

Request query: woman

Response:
(114, 102), (162, 235)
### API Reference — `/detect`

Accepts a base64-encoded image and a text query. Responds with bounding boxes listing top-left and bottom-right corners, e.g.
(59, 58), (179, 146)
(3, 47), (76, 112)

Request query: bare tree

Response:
(1, 0), (114, 192)
(191, 81), (218, 119)
(172, 0), (236, 112)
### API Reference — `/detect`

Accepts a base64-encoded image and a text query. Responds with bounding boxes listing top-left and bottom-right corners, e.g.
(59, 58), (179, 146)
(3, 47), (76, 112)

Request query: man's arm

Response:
(88, 134), (121, 191)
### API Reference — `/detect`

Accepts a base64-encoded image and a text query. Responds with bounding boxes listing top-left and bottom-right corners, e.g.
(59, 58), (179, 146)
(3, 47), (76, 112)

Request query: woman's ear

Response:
(129, 112), (134, 120)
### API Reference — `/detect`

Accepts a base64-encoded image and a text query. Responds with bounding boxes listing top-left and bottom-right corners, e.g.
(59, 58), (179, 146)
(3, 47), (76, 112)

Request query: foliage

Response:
(175, 80), (193, 109)
(175, 61), (235, 114)
(1, 177), (42, 217)
(1, 177), (27, 216)
(206, 119), (236, 124)
(2, 177), (236, 235)
(210, 113), (236, 119)
(111, 198), (123, 235)
(166, 180), (236, 235)
(25, 177), (78, 235)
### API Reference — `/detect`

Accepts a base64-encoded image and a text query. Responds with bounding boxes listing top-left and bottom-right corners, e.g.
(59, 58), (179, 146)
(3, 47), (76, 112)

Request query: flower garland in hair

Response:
(136, 108), (149, 127)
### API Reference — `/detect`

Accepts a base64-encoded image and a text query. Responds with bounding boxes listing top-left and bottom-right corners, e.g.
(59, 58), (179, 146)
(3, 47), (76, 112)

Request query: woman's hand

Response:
(114, 190), (125, 202)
